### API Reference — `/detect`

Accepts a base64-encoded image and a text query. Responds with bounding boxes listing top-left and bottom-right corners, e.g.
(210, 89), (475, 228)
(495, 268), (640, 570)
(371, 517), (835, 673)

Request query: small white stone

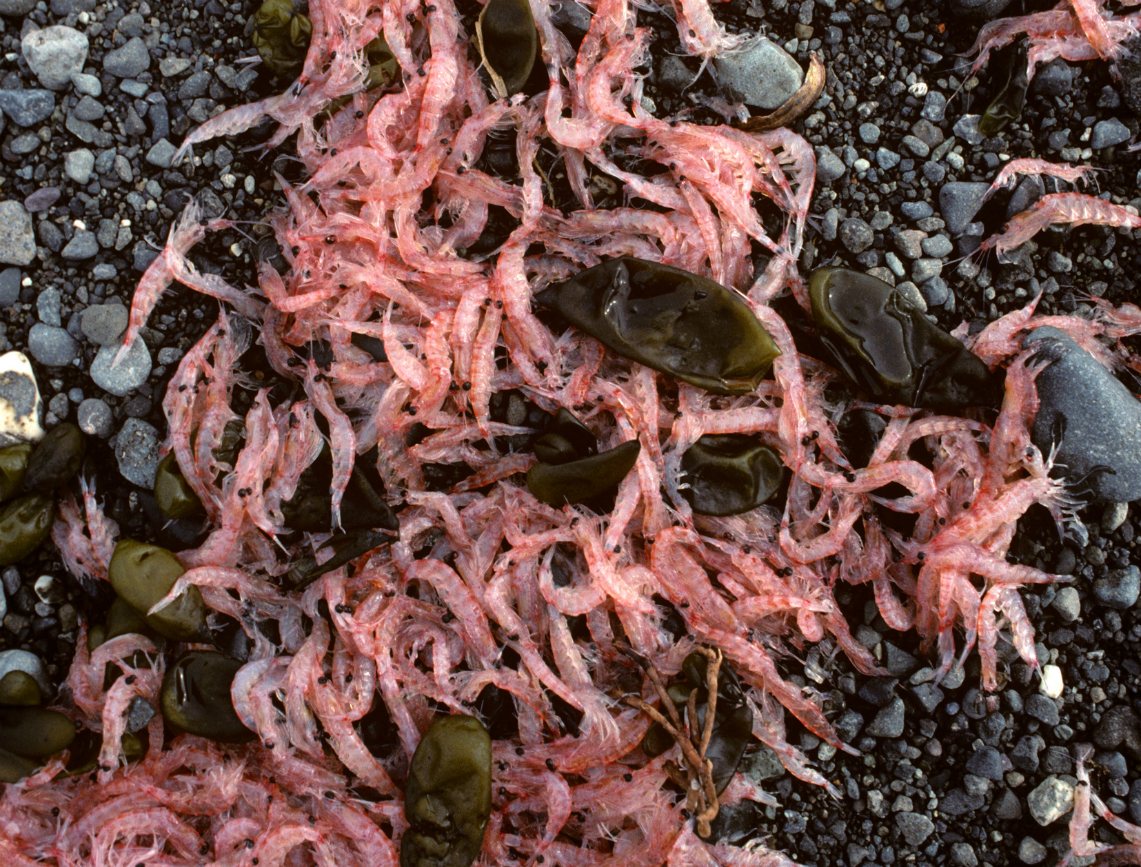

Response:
(1040, 664), (1064, 699)
(0, 351), (44, 447)
(34, 574), (65, 604)
(908, 81), (928, 98)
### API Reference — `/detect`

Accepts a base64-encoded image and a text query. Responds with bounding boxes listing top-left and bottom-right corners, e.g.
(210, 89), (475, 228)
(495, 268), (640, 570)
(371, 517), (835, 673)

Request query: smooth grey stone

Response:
(92, 264), (116, 280)
(939, 181), (991, 235)
(1025, 694), (1060, 726)
(23, 188), (58, 214)
(921, 90), (947, 122)
(0, 202), (36, 267)
(0, 0), (37, 14)
(28, 323), (78, 367)
(946, 0), (1010, 17)
(1093, 565), (1141, 609)
(920, 276), (950, 307)
(145, 138), (177, 168)
(1051, 586), (1081, 622)
(1031, 59), (1072, 96)
(839, 218), (874, 253)
(126, 696), (155, 732)
(901, 202), (934, 221)
(64, 148), (95, 184)
(865, 697), (905, 738)
(952, 115), (985, 146)
(37, 286), (60, 326)
(1029, 326), (1141, 501)
(1027, 776), (1075, 825)
(1129, 778), (1141, 824)
(103, 37), (150, 78)
(77, 398), (113, 437)
(117, 11), (145, 36)
(911, 258), (942, 283)
(965, 745), (1004, 780)
(859, 122), (880, 144)
(72, 95), (104, 121)
(1008, 175), (1045, 220)
(921, 235), (953, 258)
(9, 133), (41, 156)
(21, 26), (89, 91)
(90, 338), (151, 396)
(816, 147), (846, 182)
(992, 787), (1023, 820)
(0, 89), (55, 127)
(81, 304), (128, 345)
(713, 37), (804, 110)
(119, 79), (148, 99)
(950, 842), (978, 867)
(71, 71), (101, 96)
(1018, 837), (1047, 865)
(178, 71), (211, 100)
(875, 148), (900, 170)
(939, 788), (986, 815)
(1091, 117), (1131, 149)
(114, 417), (160, 487)
(1102, 501), (1129, 532)
(0, 268), (20, 307)
(61, 229), (98, 260)
(895, 812), (934, 846)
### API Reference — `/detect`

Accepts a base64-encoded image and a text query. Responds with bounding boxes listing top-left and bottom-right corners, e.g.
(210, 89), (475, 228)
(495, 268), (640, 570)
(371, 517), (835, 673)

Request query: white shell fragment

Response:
(0, 351), (44, 447)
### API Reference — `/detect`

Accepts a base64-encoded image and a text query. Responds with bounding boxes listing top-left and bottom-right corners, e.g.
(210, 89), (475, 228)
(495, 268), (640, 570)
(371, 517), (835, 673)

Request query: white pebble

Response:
(1040, 664), (1064, 699)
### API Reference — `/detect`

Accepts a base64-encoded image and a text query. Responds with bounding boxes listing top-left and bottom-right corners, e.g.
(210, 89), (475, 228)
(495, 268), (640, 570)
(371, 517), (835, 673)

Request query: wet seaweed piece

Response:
(22, 422), (85, 493)
(0, 670), (41, 707)
(809, 268), (999, 410)
(401, 714), (492, 867)
(154, 452), (205, 520)
(979, 40), (1029, 137)
(680, 434), (785, 516)
(161, 652), (253, 743)
(0, 707), (77, 757)
(475, 0), (538, 98)
(535, 257), (779, 394)
(526, 440), (641, 507)
(109, 540), (207, 641)
(0, 494), (54, 567)
(251, 0), (313, 79)
(286, 528), (394, 590)
(533, 408), (597, 465)
(282, 447), (398, 533)
(0, 443), (32, 503)
(0, 745), (38, 783)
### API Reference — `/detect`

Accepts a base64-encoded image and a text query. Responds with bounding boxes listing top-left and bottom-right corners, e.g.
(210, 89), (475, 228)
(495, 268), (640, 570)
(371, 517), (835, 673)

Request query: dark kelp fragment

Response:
(401, 714), (492, 867)
(680, 434), (785, 516)
(979, 39), (1029, 137)
(160, 652), (252, 743)
(475, 0), (537, 98)
(535, 257), (779, 394)
(0, 670), (41, 706)
(251, 0), (313, 79)
(526, 440), (641, 507)
(0, 707), (77, 757)
(0, 494), (55, 566)
(22, 422), (85, 493)
(109, 540), (207, 641)
(0, 745), (38, 783)
(809, 267), (999, 410)
(533, 408), (598, 465)
(0, 443), (32, 503)
(154, 452), (205, 520)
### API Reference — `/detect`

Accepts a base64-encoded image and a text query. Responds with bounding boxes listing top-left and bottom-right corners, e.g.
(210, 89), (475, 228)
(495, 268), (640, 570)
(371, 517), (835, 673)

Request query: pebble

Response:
(37, 287), (61, 326)
(952, 115), (985, 146)
(64, 149), (95, 184)
(0, 268), (19, 307)
(103, 37), (151, 78)
(1031, 59), (1072, 96)
(90, 338), (151, 396)
(816, 147), (846, 183)
(839, 218), (874, 253)
(895, 812), (934, 846)
(1102, 501), (1129, 533)
(858, 123), (880, 145)
(72, 95), (104, 122)
(865, 697), (905, 738)
(0, 649), (50, 696)
(77, 397), (113, 438)
(0, 0), (36, 14)
(1026, 693), (1061, 725)
(939, 182), (991, 235)
(71, 72), (101, 96)
(146, 138), (178, 168)
(1027, 776), (1075, 825)
(946, 0), (1011, 18)
(81, 304), (129, 346)
(1018, 837), (1047, 865)
(1129, 779), (1141, 824)
(920, 235), (953, 258)
(950, 842), (978, 867)
(0, 89), (56, 128)
(964, 745), (1004, 781)
(1029, 326), (1141, 501)
(0, 202), (36, 267)
(61, 229), (98, 260)
(1093, 565), (1141, 609)
(713, 37), (804, 110)
(1091, 118), (1131, 149)
(0, 352), (44, 445)
(21, 26), (89, 91)
(1051, 586), (1081, 622)
(28, 323), (79, 368)
(114, 417), (161, 488)
(911, 258), (942, 283)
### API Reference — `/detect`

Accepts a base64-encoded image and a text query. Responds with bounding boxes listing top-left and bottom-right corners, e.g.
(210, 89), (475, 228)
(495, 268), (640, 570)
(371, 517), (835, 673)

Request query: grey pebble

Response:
(713, 37), (804, 110)
(911, 258), (942, 283)
(90, 338), (151, 396)
(0, 268), (20, 307)
(1027, 776), (1075, 825)
(77, 397), (113, 437)
(920, 235), (953, 258)
(895, 812), (934, 846)
(146, 138), (178, 168)
(178, 71), (211, 100)
(920, 276), (950, 308)
(64, 148), (95, 184)
(1012, 734), (1045, 772)
(947, 0), (1011, 18)
(126, 696), (156, 732)
(865, 697), (905, 738)
(28, 323), (78, 367)
(992, 787), (1023, 820)
(23, 188), (59, 213)
(114, 417), (161, 488)
(875, 148), (900, 170)
(952, 115), (984, 146)
(1091, 118), (1131, 149)
(938, 788), (985, 816)
(964, 745), (1004, 781)
(48, 392), (69, 420)
(0, 202), (36, 267)
(858, 122), (880, 144)
(0, 89), (56, 128)
(21, 25), (89, 91)
(840, 218), (874, 253)
(1102, 501), (1129, 532)
(939, 181), (991, 235)
(1128, 778), (1141, 824)
(10, 134), (41, 156)
(103, 37), (151, 79)
(72, 95), (104, 122)
(71, 72), (101, 96)
(81, 304), (129, 346)
(950, 842), (978, 867)
(37, 286), (61, 326)
(93, 264), (117, 280)
(1030, 326), (1141, 501)
(0, 0), (37, 15)
(33, 221), (58, 253)
(921, 90), (947, 122)
(1025, 694), (1060, 726)
(816, 147), (846, 183)
(1093, 565), (1141, 609)
(1051, 586), (1081, 622)
(120, 79), (149, 99)
(901, 135), (929, 158)
(1031, 59), (1072, 96)
(1018, 837), (1047, 864)
(159, 56), (192, 77)
(61, 229), (98, 260)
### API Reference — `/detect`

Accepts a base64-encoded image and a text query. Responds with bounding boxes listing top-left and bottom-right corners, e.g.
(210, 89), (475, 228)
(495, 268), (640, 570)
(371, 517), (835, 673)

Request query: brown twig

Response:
(733, 53), (826, 134)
